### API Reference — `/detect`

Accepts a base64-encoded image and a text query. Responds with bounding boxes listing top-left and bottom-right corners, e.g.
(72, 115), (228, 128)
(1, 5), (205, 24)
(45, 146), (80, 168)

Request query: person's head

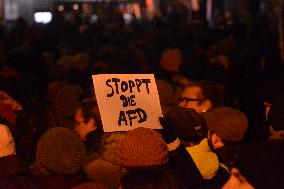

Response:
(163, 106), (207, 146)
(74, 98), (102, 141)
(160, 48), (182, 73)
(118, 127), (168, 168)
(179, 81), (222, 113)
(32, 127), (86, 176)
(0, 124), (16, 157)
(222, 141), (284, 189)
(203, 107), (248, 150)
(120, 167), (184, 189)
(222, 167), (254, 189)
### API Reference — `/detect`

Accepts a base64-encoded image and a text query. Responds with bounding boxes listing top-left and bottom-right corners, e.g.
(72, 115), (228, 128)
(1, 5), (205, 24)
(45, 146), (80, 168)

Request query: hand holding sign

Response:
(92, 74), (163, 132)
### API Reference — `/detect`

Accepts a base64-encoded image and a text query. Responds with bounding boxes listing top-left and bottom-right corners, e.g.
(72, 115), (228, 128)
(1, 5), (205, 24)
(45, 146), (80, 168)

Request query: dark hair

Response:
(188, 80), (223, 108)
(120, 167), (184, 189)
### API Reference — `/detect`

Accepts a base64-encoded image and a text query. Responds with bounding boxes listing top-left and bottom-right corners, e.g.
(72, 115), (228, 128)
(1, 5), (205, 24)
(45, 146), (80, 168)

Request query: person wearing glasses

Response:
(160, 106), (248, 188)
(179, 80), (223, 113)
(74, 98), (126, 189)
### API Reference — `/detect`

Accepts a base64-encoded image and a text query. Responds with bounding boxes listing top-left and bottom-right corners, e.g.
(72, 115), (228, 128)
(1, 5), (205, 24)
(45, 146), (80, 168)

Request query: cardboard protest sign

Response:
(92, 74), (163, 132)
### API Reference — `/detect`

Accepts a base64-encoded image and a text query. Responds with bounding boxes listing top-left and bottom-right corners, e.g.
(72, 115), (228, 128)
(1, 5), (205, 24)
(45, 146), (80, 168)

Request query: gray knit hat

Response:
(36, 127), (87, 175)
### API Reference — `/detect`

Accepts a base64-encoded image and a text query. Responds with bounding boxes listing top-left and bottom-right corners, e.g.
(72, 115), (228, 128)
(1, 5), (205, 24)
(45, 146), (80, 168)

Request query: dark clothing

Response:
(83, 132), (126, 189)
(216, 143), (243, 168)
(121, 166), (186, 189)
(235, 140), (284, 189)
(169, 145), (204, 189)
(35, 174), (83, 189)
(204, 167), (230, 189)
(0, 155), (37, 189)
(169, 144), (229, 189)
(159, 121), (228, 188)
(85, 129), (103, 154)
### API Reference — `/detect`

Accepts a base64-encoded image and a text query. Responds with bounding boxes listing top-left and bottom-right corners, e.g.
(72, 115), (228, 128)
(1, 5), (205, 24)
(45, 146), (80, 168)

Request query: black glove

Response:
(159, 117), (178, 144)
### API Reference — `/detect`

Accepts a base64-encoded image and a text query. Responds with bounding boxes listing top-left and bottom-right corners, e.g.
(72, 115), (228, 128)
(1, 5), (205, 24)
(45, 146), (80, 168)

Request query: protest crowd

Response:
(1, 4), (284, 189)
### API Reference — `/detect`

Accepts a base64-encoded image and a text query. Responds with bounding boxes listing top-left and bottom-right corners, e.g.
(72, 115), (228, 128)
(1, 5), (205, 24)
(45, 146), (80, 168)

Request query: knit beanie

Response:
(203, 107), (248, 142)
(118, 127), (168, 168)
(36, 127), (86, 175)
(165, 106), (207, 143)
(0, 124), (16, 157)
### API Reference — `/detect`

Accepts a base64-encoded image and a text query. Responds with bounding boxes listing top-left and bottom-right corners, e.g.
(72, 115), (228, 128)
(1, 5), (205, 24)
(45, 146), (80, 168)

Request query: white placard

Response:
(92, 74), (163, 132)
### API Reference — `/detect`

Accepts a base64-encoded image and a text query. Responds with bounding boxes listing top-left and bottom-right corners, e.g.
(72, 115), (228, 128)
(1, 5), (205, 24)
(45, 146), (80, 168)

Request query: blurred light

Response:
(123, 13), (132, 24)
(73, 4), (79, 11)
(146, 0), (154, 11)
(58, 5), (64, 12)
(4, 1), (19, 20)
(82, 3), (91, 17)
(133, 3), (141, 19)
(206, 0), (213, 26)
(34, 12), (52, 24)
(91, 14), (98, 23)
(192, 0), (200, 11)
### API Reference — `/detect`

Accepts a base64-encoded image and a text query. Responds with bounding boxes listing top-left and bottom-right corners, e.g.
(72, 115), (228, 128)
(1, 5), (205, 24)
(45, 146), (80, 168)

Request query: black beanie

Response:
(36, 127), (87, 175)
(165, 106), (207, 143)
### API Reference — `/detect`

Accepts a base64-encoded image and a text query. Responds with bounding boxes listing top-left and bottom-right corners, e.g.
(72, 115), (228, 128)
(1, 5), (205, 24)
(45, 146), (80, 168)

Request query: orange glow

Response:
(146, 0), (154, 11)
(192, 0), (200, 11)
(126, 3), (141, 18)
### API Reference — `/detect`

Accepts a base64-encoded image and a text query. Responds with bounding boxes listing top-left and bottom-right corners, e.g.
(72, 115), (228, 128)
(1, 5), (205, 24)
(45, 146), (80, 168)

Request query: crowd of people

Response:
(1, 5), (284, 189)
